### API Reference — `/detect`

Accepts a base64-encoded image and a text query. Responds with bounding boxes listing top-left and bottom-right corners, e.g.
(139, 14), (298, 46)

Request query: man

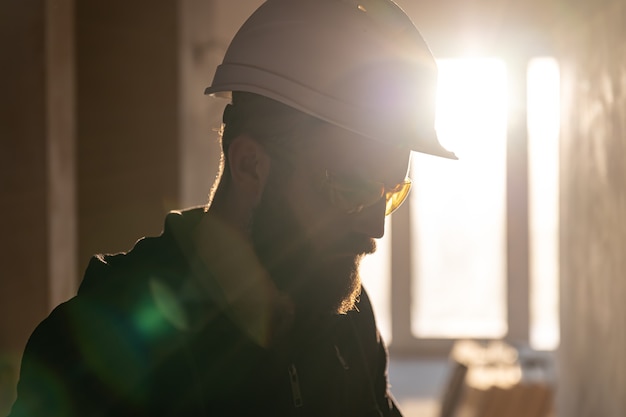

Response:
(10, 0), (455, 416)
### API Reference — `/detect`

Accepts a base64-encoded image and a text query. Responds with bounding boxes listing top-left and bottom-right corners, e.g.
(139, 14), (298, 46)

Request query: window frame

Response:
(387, 58), (531, 357)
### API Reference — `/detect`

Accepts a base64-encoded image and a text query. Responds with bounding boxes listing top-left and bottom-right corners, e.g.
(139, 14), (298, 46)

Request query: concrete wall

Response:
(0, 0), (50, 373)
(75, 0), (181, 273)
(557, 1), (626, 416)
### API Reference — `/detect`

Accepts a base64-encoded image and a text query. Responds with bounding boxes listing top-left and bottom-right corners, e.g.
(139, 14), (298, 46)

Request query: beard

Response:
(249, 173), (376, 318)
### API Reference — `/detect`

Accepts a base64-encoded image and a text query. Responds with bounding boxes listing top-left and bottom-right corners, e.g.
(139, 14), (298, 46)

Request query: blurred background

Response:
(1, 0), (625, 416)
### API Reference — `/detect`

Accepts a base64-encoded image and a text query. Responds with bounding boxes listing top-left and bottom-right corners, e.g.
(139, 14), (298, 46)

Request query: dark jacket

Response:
(10, 208), (402, 417)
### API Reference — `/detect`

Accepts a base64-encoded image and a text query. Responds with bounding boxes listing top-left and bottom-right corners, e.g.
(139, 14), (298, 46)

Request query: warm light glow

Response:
(435, 59), (508, 157)
(411, 58), (508, 338)
(528, 57), (560, 351)
(361, 57), (561, 350)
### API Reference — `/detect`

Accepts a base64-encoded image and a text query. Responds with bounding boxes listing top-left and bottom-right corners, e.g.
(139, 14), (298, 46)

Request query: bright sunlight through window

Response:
(411, 58), (508, 339)
(360, 57), (560, 350)
(528, 57), (560, 351)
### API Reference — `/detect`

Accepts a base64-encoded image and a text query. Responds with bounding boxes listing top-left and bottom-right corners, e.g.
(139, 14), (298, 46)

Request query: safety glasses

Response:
(321, 170), (412, 216)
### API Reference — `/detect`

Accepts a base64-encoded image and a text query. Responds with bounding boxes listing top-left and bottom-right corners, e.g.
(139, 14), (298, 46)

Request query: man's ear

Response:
(227, 135), (271, 204)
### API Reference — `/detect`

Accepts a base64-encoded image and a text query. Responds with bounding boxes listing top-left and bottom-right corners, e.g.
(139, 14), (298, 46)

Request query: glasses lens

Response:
(327, 175), (384, 214)
(324, 171), (411, 216)
(384, 179), (412, 215)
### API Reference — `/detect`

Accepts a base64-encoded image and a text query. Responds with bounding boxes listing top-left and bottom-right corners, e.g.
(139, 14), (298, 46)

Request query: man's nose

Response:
(351, 198), (387, 239)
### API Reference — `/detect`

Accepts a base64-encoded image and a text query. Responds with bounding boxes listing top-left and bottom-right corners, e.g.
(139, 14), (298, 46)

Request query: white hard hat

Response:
(205, 0), (457, 159)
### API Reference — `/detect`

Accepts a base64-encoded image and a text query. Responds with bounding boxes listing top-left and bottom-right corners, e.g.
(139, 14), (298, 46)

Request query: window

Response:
(527, 57), (560, 351)
(360, 57), (560, 352)
(411, 58), (508, 339)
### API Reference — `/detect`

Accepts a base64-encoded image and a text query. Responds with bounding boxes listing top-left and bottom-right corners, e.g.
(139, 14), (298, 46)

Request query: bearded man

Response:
(9, 0), (455, 416)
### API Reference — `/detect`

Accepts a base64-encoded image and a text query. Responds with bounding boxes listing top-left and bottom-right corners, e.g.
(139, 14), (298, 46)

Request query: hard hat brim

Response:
(205, 63), (458, 160)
